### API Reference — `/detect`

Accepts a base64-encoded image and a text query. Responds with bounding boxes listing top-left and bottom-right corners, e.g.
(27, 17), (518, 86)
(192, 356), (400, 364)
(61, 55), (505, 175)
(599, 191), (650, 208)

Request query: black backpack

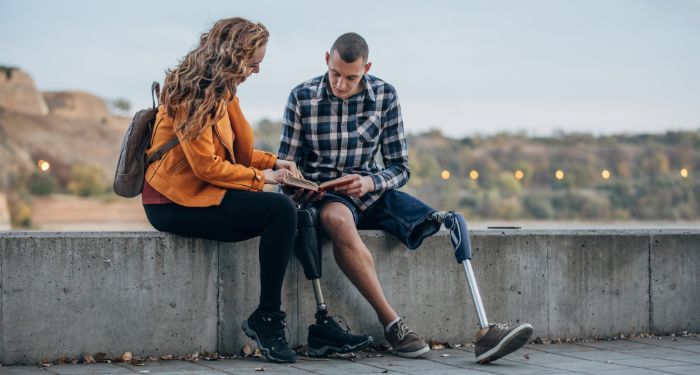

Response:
(113, 82), (179, 197)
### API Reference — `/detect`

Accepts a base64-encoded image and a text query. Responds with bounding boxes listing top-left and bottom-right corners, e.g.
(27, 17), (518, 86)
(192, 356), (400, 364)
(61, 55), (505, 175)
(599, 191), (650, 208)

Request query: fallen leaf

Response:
(381, 370), (389, 374)
(82, 353), (95, 364)
(440, 354), (450, 357)
(524, 353), (530, 360)
(255, 367), (265, 371)
(122, 352), (133, 362)
(160, 354), (174, 360)
(94, 353), (107, 363)
(253, 348), (262, 358)
(242, 345), (253, 357)
(146, 356), (158, 362)
(184, 352), (200, 362)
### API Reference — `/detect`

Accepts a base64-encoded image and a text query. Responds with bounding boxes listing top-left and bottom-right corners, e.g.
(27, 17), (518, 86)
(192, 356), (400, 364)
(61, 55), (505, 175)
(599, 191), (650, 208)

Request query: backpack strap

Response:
(145, 81), (177, 166)
(146, 137), (180, 166)
(151, 81), (161, 109)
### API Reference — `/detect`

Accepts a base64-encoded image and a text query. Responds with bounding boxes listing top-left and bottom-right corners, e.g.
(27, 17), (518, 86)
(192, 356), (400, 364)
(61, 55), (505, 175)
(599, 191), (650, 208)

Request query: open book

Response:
(284, 176), (354, 192)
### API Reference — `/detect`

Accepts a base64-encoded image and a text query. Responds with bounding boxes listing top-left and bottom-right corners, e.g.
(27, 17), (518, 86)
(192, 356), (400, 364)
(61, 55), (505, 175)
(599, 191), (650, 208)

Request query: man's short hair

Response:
(330, 33), (369, 63)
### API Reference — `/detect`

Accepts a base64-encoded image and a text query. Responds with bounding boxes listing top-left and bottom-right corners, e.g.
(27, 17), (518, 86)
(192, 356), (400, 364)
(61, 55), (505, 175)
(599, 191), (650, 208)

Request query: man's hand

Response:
(274, 159), (302, 179)
(281, 185), (325, 205)
(332, 174), (375, 197)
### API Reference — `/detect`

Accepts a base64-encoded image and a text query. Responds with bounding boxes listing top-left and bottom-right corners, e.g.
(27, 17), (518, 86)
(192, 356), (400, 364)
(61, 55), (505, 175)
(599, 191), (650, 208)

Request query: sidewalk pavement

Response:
(1, 335), (699, 375)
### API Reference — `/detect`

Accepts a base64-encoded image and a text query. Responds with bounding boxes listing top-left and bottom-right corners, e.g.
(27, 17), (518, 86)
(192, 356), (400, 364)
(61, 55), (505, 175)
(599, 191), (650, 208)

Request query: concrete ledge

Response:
(1, 229), (698, 364)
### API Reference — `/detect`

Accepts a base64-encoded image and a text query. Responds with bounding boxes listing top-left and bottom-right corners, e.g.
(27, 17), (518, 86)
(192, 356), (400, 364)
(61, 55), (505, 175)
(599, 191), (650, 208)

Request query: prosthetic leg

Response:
(293, 208), (373, 357)
(429, 211), (533, 364)
(429, 211), (489, 328)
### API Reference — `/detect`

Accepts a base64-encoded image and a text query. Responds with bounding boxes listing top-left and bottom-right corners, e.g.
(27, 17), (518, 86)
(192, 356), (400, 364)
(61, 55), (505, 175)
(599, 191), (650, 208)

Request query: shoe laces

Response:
(331, 314), (352, 334)
(395, 320), (410, 341)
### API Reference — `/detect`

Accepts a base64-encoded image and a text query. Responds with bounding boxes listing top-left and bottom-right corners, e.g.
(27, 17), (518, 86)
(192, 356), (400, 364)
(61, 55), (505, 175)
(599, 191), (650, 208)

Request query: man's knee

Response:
(319, 203), (357, 235)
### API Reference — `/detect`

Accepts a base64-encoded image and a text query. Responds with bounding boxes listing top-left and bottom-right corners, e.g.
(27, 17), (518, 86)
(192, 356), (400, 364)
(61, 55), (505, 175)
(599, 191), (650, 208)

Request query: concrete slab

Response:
(1, 337), (700, 374)
(217, 239), (301, 354)
(0, 365), (55, 374)
(662, 365), (700, 374)
(547, 234), (650, 339)
(200, 358), (304, 374)
(650, 233), (700, 334)
(0, 233), (218, 365)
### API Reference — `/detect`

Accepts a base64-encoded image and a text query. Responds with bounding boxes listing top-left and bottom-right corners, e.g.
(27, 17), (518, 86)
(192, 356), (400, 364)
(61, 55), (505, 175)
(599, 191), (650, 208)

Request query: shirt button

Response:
(256, 175), (262, 181)
(370, 115), (377, 121)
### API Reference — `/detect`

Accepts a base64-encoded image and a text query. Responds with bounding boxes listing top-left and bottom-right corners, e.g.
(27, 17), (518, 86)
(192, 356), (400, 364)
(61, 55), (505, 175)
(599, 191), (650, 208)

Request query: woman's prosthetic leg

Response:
(429, 211), (489, 329)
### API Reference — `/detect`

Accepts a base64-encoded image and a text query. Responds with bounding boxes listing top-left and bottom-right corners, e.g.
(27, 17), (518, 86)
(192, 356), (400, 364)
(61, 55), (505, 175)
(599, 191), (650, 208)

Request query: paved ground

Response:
(1, 335), (699, 374)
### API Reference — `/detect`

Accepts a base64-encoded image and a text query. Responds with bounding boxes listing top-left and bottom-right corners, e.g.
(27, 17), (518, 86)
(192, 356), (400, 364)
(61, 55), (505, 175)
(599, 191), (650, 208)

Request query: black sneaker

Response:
(242, 309), (297, 363)
(307, 310), (373, 357)
(475, 323), (533, 364)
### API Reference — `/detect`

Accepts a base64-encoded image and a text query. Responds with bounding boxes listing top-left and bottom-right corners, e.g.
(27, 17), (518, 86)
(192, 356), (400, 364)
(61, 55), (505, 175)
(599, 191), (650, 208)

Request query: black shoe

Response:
(475, 323), (533, 364)
(307, 310), (373, 357)
(242, 309), (297, 363)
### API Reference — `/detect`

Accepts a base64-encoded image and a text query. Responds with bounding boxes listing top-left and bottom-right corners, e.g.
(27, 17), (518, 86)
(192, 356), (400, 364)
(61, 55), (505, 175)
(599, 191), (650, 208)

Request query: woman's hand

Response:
(274, 159), (302, 179)
(263, 168), (290, 185)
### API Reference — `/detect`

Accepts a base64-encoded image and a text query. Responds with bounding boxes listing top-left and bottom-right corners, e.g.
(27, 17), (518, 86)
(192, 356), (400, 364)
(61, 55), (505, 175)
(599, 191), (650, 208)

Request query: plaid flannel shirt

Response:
(278, 74), (410, 210)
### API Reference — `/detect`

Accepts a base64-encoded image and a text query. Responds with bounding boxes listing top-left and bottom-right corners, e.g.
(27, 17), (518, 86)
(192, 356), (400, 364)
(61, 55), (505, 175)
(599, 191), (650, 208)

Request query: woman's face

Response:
(244, 44), (267, 79)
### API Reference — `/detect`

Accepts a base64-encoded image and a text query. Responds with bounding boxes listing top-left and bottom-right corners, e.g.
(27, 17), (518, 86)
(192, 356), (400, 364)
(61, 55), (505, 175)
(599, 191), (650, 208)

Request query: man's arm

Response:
(277, 91), (304, 164)
(370, 92), (410, 193)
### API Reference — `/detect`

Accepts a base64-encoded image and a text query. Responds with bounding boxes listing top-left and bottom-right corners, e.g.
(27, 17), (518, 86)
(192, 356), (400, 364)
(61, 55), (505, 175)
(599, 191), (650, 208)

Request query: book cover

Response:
(284, 176), (353, 192)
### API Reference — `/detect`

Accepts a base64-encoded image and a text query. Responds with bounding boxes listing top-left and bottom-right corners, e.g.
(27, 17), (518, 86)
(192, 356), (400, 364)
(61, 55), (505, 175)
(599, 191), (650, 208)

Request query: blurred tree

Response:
(67, 164), (107, 197)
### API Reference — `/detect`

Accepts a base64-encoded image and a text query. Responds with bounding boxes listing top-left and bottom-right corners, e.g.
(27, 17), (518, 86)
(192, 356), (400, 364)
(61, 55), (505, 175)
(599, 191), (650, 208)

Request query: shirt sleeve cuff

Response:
(370, 174), (386, 193)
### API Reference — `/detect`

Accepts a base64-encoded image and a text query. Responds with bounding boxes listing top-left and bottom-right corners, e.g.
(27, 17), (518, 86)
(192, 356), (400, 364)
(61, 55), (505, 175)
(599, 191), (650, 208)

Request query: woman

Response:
(142, 17), (300, 363)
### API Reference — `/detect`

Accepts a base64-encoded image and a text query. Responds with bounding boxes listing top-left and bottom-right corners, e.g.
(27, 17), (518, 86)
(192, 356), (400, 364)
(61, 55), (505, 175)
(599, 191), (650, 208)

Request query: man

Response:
(278, 32), (532, 363)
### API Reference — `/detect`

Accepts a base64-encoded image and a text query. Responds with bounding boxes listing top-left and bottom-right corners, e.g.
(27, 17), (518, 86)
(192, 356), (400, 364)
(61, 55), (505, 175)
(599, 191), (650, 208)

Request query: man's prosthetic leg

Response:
(293, 208), (373, 357)
(429, 211), (533, 364)
(429, 211), (489, 328)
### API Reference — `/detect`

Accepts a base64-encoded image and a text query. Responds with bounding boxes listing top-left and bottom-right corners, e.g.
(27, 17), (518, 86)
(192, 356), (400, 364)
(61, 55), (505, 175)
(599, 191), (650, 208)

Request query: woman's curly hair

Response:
(161, 17), (268, 140)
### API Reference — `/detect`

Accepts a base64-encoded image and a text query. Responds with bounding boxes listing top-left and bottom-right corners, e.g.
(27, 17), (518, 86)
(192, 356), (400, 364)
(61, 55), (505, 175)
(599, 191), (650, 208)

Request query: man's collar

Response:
(315, 74), (375, 102)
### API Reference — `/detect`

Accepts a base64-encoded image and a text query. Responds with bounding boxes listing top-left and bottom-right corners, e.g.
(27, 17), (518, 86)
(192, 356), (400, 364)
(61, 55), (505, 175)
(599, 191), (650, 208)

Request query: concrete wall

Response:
(1, 229), (698, 365)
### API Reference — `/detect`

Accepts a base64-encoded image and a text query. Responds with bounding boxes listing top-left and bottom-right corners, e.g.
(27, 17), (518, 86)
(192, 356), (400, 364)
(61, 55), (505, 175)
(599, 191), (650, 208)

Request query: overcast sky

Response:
(2, 0), (699, 137)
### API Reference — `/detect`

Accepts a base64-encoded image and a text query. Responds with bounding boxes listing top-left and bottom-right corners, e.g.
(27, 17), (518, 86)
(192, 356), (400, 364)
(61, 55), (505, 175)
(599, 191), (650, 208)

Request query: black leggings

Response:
(144, 190), (297, 312)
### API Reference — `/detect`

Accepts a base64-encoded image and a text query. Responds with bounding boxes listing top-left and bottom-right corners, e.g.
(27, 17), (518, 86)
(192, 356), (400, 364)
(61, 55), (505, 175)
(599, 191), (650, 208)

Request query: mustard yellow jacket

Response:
(145, 96), (276, 207)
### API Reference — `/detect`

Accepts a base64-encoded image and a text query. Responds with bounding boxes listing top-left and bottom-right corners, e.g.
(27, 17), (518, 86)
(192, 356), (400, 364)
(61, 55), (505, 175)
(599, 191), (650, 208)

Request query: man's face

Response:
(325, 50), (371, 99)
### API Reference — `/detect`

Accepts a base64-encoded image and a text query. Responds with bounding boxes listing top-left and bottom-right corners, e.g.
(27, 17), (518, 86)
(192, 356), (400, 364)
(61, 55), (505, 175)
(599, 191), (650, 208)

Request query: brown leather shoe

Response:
(384, 319), (430, 358)
(475, 322), (533, 364)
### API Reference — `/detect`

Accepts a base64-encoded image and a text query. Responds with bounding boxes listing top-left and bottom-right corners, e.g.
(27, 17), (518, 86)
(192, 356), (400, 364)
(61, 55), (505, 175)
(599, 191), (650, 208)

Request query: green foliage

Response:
(27, 171), (58, 196)
(67, 164), (107, 197)
(524, 196), (555, 219)
(7, 192), (32, 228)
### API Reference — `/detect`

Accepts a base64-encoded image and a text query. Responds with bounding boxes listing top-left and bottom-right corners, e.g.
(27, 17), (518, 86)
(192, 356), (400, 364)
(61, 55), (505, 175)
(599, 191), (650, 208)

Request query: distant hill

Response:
(0, 67), (128, 191)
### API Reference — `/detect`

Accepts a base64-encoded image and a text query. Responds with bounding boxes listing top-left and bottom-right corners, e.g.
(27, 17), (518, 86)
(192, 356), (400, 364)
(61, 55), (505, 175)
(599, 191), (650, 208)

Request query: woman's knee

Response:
(268, 193), (297, 225)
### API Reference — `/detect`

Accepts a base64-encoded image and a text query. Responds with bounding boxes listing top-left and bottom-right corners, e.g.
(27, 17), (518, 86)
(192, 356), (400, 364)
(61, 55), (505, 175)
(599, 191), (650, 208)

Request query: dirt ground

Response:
(30, 194), (152, 231)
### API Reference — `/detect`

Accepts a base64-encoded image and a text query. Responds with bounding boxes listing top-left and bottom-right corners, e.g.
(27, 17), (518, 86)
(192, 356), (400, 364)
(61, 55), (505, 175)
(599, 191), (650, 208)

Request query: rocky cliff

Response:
(0, 67), (128, 191)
